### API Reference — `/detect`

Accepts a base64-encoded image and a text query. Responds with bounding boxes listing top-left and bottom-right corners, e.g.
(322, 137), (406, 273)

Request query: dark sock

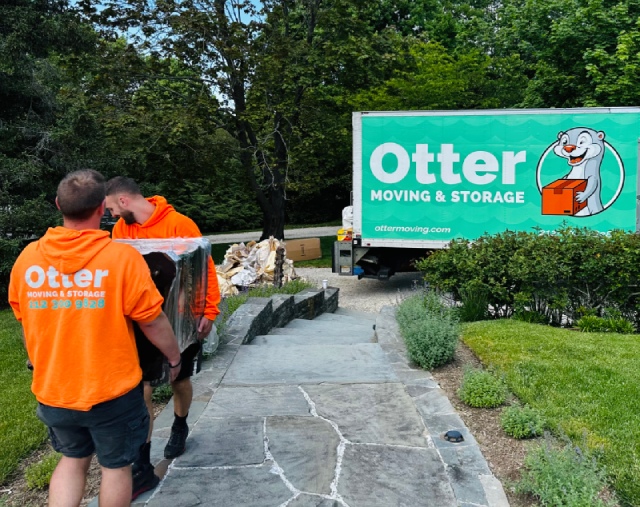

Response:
(173, 413), (188, 428)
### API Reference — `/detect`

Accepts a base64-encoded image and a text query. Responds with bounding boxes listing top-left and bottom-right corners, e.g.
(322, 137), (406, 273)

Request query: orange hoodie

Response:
(9, 227), (164, 410)
(112, 196), (221, 321)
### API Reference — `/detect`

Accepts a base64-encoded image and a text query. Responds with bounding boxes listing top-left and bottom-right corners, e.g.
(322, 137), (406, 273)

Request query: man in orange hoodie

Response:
(9, 170), (182, 506)
(105, 177), (221, 493)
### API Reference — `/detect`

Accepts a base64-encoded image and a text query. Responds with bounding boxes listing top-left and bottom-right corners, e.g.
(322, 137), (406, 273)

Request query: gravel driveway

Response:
(294, 267), (424, 313)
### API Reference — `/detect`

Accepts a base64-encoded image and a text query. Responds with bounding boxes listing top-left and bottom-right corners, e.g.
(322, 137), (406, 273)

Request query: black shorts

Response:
(134, 323), (164, 382)
(175, 342), (201, 382)
(134, 323), (201, 383)
(36, 384), (148, 469)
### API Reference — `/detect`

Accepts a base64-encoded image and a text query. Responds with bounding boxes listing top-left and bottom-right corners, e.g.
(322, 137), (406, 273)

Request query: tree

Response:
(88, 0), (404, 240)
(350, 39), (525, 111)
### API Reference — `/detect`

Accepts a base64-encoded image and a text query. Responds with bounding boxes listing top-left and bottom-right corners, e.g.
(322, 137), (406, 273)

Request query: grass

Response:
(211, 236), (335, 268)
(0, 310), (48, 485)
(462, 319), (640, 506)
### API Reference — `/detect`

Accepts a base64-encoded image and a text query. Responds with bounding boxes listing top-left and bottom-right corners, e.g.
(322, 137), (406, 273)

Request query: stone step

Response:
(221, 343), (397, 385)
(283, 318), (374, 333)
(250, 334), (375, 346)
(333, 307), (378, 321)
(269, 326), (375, 341)
(313, 312), (377, 327)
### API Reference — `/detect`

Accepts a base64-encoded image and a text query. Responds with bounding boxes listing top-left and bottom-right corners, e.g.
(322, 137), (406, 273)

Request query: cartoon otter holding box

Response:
(542, 127), (605, 217)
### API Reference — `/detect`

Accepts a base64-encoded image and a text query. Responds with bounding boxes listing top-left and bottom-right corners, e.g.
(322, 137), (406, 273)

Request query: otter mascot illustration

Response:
(553, 127), (605, 216)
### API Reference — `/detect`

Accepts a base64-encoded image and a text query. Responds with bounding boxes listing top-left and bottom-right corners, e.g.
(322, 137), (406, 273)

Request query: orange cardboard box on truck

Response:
(542, 179), (588, 216)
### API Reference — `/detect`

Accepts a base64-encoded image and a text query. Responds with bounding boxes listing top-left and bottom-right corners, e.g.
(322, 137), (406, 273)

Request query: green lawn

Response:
(0, 310), (47, 485)
(462, 319), (640, 506)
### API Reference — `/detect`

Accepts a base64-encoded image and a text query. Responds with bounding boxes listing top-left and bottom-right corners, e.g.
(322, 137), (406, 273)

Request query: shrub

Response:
(396, 292), (458, 370)
(416, 226), (640, 328)
(515, 436), (616, 506)
(457, 281), (490, 322)
(25, 451), (61, 490)
(458, 368), (507, 408)
(576, 315), (636, 334)
(501, 405), (545, 439)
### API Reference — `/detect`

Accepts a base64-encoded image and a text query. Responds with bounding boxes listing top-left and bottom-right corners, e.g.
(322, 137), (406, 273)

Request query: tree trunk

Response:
(260, 185), (286, 240)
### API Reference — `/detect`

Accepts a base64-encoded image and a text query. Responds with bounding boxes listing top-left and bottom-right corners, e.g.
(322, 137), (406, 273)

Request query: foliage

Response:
(457, 280), (490, 322)
(458, 367), (507, 408)
(396, 292), (458, 370)
(575, 315), (636, 334)
(25, 451), (61, 490)
(463, 319), (640, 504)
(417, 227), (640, 328)
(351, 40), (523, 111)
(515, 436), (616, 507)
(513, 310), (550, 325)
(151, 383), (173, 404)
(0, 310), (48, 484)
(501, 405), (545, 439)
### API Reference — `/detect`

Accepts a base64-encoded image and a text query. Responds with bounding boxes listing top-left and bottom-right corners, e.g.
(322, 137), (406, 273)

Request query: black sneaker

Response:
(164, 424), (188, 459)
(132, 463), (159, 500)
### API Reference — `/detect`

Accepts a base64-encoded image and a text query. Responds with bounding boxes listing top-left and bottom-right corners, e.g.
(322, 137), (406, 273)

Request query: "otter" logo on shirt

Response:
(24, 266), (109, 289)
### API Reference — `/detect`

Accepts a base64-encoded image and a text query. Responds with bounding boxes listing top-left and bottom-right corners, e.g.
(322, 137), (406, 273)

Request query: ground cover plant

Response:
(0, 310), (48, 484)
(501, 405), (545, 439)
(515, 436), (616, 507)
(24, 451), (61, 490)
(396, 292), (458, 369)
(462, 319), (640, 505)
(458, 368), (507, 408)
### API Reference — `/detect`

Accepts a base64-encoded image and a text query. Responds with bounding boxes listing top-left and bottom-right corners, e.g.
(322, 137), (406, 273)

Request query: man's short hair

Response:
(106, 176), (142, 197)
(57, 170), (106, 220)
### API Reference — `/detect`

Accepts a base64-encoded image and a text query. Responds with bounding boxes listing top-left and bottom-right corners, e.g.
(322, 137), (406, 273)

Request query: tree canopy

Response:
(3, 0), (640, 308)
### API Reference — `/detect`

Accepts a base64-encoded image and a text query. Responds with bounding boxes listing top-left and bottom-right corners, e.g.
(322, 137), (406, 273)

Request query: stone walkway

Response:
(115, 291), (509, 507)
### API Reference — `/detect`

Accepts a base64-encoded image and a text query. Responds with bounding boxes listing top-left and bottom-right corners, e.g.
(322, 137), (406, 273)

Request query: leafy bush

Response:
(515, 437), (616, 506)
(458, 368), (507, 408)
(416, 227), (640, 328)
(576, 315), (636, 334)
(25, 451), (61, 490)
(396, 292), (458, 370)
(457, 281), (490, 322)
(501, 405), (545, 439)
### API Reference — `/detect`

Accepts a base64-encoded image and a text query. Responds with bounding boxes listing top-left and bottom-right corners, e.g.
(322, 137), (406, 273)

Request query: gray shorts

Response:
(36, 384), (148, 469)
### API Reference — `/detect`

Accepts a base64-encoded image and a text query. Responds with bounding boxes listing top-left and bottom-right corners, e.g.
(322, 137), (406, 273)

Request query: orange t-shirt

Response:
(112, 196), (221, 321)
(9, 227), (164, 411)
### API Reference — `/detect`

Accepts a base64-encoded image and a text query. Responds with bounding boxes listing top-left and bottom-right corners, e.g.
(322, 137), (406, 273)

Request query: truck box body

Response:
(336, 108), (640, 278)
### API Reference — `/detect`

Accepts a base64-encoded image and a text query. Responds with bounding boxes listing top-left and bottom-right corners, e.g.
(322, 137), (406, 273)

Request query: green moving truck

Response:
(333, 108), (640, 279)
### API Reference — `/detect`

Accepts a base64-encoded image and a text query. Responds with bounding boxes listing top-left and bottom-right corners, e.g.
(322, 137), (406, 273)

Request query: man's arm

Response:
(137, 312), (182, 382)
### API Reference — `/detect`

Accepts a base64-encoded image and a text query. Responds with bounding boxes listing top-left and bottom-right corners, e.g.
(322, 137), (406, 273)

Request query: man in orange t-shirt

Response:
(9, 170), (182, 506)
(105, 176), (221, 490)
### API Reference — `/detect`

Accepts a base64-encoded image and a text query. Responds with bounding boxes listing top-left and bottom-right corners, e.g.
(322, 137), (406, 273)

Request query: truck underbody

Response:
(333, 241), (430, 280)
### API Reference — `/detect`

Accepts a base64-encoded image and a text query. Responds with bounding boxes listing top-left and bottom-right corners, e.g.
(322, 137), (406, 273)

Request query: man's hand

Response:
(168, 357), (182, 383)
(197, 316), (214, 340)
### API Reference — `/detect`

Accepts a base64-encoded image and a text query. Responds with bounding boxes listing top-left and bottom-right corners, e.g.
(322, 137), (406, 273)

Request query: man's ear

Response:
(55, 197), (61, 210)
(118, 194), (129, 207)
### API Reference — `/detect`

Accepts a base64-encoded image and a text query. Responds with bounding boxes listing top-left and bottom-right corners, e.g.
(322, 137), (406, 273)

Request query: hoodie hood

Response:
(142, 196), (175, 229)
(38, 227), (112, 274)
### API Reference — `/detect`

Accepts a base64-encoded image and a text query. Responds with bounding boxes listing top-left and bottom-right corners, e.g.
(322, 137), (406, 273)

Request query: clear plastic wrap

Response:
(115, 238), (210, 352)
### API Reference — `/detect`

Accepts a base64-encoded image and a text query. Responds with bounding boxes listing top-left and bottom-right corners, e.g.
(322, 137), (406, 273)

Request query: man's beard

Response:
(121, 210), (137, 225)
